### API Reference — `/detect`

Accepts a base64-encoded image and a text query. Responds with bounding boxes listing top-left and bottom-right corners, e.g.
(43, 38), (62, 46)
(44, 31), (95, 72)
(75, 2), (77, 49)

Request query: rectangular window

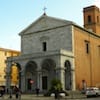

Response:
(88, 15), (92, 23)
(85, 40), (90, 54)
(43, 42), (47, 51)
(4, 51), (7, 56)
(97, 16), (99, 23)
(86, 43), (89, 53)
(98, 45), (100, 56)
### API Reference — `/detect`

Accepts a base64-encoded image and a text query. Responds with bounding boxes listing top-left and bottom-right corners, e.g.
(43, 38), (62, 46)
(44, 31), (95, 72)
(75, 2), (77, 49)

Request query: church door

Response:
(25, 61), (37, 92)
(42, 76), (48, 90)
(27, 78), (32, 90)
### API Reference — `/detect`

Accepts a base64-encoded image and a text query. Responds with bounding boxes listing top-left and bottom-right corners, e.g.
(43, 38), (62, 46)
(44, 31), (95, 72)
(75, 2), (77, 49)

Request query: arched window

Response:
(41, 59), (56, 90)
(88, 15), (92, 23)
(64, 60), (72, 90)
(84, 40), (90, 54)
(25, 61), (38, 91)
(97, 16), (99, 23)
(65, 60), (71, 71)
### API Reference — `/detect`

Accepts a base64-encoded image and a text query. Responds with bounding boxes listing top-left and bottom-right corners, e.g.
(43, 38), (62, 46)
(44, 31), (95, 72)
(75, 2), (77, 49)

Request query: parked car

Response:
(86, 87), (100, 97)
(44, 90), (68, 97)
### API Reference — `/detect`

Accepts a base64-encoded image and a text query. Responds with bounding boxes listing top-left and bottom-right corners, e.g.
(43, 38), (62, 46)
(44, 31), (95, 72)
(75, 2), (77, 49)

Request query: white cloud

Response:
(93, 0), (100, 8)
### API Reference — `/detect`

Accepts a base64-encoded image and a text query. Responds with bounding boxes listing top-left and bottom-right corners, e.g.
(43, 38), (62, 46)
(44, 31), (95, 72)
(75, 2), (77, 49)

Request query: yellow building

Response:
(0, 48), (20, 87)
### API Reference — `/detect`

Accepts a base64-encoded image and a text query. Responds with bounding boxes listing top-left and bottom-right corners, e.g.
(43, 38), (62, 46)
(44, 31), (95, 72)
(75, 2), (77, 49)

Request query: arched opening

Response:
(88, 15), (92, 23)
(97, 16), (99, 23)
(65, 60), (72, 90)
(11, 62), (21, 88)
(41, 59), (56, 90)
(25, 61), (37, 92)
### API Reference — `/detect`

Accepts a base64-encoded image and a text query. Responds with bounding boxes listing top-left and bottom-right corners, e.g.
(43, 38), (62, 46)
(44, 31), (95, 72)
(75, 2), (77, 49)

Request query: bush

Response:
(50, 78), (62, 91)
(44, 78), (69, 96)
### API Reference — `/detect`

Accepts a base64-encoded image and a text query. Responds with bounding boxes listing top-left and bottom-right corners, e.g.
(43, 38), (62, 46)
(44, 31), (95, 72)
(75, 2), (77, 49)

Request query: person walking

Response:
(9, 87), (13, 99)
(17, 89), (21, 100)
(13, 86), (19, 99)
(35, 88), (40, 96)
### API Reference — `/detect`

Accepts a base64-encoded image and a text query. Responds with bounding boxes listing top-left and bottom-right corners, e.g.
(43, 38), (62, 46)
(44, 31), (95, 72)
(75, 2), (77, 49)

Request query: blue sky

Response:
(0, 0), (99, 50)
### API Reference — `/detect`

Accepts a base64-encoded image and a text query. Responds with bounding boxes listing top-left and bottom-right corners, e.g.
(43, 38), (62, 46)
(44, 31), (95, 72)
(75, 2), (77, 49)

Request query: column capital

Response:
(55, 67), (65, 71)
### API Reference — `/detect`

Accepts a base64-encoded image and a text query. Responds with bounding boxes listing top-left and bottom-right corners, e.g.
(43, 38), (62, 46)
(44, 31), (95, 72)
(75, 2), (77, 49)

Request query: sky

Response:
(0, 0), (100, 51)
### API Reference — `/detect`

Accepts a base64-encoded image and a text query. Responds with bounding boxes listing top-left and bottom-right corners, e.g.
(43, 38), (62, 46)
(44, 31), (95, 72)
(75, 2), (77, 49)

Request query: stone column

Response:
(71, 69), (76, 91)
(39, 71), (43, 91)
(20, 71), (26, 93)
(71, 59), (76, 91)
(56, 67), (65, 90)
(6, 73), (11, 92)
(37, 71), (41, 89)
(6, 62), (12, 93)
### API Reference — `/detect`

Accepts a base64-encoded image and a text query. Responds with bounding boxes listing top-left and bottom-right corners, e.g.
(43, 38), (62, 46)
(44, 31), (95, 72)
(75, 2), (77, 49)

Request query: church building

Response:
(6, 5), (100, 93)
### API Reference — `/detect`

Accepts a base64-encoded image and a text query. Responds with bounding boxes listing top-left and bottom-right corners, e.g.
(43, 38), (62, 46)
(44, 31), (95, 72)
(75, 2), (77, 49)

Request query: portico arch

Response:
(11, 62), (21, 88)
(65, 60), (72, 90)
(25, 61), (37, 92)
(41, 59), (56, 90)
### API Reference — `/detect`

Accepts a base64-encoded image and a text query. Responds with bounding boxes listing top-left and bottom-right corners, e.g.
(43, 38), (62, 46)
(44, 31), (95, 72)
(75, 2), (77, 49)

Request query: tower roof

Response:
(83, 5), (100, 12)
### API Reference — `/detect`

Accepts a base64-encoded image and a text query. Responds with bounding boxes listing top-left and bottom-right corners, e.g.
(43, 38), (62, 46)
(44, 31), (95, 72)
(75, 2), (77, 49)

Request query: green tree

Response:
(50, 78), (62, 91)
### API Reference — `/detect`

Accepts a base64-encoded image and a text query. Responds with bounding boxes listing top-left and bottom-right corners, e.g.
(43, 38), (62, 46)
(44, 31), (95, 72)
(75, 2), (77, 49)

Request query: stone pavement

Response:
(0, 91), (86, 100)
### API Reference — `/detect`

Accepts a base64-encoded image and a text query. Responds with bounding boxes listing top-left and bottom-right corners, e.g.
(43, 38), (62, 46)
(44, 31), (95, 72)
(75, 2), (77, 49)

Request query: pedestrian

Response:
(54, 88), (60, 100)
(9, 87), (13, 99)
(15, 91), (18, 99)
(13, 86), (19, 99)
(6, 88), (8, 94)
(35, 88), (39, 96)
(18, 89), (21, 100)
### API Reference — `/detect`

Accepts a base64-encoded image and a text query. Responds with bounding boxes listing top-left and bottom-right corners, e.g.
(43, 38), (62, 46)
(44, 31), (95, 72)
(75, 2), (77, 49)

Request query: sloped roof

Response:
(0, 47), (20, 53)
(19, 13), (75, 35)
(19, 13), (100, 38)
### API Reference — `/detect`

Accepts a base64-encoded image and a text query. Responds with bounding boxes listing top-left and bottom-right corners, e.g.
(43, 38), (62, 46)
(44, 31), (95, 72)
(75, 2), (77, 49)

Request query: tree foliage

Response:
(50, 78), (62, 91)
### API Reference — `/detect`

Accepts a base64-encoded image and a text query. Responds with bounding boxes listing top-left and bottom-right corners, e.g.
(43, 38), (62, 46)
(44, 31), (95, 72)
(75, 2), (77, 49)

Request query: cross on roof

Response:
(43, 6), (47, 15)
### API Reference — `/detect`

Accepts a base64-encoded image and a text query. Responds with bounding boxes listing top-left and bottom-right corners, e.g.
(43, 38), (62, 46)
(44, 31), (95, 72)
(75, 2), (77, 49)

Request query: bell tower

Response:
(83, 5), (100, 36)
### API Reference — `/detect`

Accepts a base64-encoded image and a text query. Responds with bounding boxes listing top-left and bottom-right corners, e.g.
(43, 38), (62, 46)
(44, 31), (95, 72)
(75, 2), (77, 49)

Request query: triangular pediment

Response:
(19, 14), (73, 35)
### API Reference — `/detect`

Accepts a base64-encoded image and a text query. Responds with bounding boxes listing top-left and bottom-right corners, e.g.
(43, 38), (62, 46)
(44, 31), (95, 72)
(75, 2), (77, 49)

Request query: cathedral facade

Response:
(6, 5), (100, 93)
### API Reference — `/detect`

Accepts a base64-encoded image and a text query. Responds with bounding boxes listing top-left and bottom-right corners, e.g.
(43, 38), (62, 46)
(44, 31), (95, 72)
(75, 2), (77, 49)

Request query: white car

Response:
(86, 87), (100, 97)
